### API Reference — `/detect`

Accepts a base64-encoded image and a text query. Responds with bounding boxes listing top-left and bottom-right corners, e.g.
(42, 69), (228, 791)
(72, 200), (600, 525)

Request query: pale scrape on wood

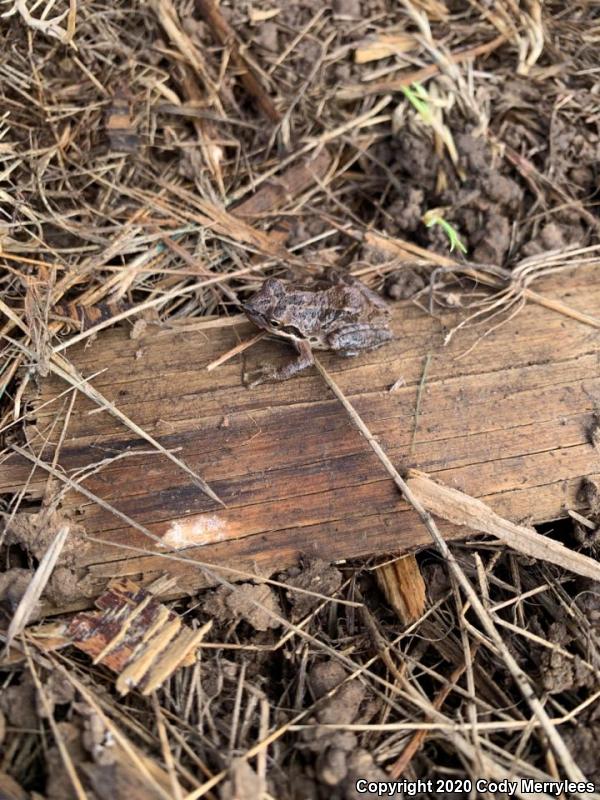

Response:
(159, 514), (229, 549)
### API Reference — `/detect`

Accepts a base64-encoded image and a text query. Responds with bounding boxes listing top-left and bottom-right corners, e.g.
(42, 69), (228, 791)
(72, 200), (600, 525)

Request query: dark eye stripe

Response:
(279, 325), (304, 338)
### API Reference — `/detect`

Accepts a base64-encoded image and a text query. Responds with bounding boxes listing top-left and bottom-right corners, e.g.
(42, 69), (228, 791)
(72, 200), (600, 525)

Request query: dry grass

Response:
(1, 0), (600, 797)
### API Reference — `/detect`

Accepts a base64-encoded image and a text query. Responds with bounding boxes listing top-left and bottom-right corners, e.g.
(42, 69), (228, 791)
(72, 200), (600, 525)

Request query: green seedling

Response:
(401, 82), (434, 124)
(400, 82), (464, 179)
(423, 209), (467, 254)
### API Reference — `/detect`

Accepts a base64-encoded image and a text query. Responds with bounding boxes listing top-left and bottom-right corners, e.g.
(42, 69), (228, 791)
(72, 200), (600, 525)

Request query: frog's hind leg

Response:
(329, 324), (393, 357)
(245, 340), (315, 386)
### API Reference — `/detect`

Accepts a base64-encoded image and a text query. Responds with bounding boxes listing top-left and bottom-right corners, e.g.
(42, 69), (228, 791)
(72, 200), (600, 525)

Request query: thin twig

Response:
(206, 332), (264, 371)
(410, 353), (431, 455)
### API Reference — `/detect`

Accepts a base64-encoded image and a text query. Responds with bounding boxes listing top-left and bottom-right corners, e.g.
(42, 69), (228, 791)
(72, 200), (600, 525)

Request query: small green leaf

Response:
(424, 213), (467, 254)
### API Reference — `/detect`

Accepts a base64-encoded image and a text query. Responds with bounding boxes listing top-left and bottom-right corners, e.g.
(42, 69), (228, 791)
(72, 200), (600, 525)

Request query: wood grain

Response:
(2, 267), (599, 611)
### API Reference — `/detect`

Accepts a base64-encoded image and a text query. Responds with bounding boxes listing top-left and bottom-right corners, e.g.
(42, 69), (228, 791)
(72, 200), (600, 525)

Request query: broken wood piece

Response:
(375, 554), (426, 623)
(1, 266), (598, 613)
(67, 578), (212, 695)
(406, 470), (600, 582)
(354, 33), (416, 64)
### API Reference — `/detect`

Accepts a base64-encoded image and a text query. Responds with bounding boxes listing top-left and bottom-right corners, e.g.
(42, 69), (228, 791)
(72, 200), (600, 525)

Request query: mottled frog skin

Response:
(243, 271), (392, 385)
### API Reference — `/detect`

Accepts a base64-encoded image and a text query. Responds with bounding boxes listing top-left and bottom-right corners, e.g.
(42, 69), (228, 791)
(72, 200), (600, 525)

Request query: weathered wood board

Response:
(2, 267), (600, 611)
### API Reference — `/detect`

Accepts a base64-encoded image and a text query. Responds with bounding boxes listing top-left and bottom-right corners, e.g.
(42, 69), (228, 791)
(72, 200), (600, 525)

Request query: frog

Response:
(242, 270), (392, 385)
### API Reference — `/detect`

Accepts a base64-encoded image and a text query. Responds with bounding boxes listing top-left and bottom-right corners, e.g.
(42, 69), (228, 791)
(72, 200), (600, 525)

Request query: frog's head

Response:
(243, 278), (291, 334)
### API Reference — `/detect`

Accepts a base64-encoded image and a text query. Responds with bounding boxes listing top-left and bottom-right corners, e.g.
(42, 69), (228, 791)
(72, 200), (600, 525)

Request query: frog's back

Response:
(325, 283), (389, 320)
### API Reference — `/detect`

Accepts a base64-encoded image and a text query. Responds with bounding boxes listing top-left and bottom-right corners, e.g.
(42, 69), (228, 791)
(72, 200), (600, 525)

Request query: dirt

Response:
(0, 569), (34, 618)
(369, 129), (527, 263)
(573, 477), (600, 549)
(236, 4), (597, 268)
(2, 0), (600, 796)
(384, 265), (428, 300)
(221, 759), (264, 800)
(202, 582), (283, 631)
(281, 559), (343, 622)
(269, 660), (384, 796)
(1, 511), (93, 609)
(535, 622), (597, 694)
(5, 510), (88, 566)
(563, 722), (600, 784)
(0, 674), (38, 731)
(137, 0), (600, 271)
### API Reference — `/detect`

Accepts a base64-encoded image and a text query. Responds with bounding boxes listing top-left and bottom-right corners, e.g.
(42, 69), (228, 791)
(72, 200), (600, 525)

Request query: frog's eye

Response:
(271, 320), (281, 327)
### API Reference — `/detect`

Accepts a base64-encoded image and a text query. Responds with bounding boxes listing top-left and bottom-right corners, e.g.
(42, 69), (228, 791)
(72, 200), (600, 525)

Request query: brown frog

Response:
(243, 271), (392, 385)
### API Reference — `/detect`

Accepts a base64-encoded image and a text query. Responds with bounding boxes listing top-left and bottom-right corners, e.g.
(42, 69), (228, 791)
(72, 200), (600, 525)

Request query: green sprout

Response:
(423, 209), (467, 255)
(401, 82), (434, 124)
(400, 81), (464, 180)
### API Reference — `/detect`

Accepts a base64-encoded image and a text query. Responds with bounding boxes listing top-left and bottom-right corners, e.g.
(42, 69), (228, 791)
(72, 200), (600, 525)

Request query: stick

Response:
(406, 470), (600, 583)
(206, 332), (265, 371)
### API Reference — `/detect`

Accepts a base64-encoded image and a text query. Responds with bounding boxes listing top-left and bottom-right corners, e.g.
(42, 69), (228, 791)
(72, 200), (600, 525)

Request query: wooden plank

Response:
(2, 266), (599, 611)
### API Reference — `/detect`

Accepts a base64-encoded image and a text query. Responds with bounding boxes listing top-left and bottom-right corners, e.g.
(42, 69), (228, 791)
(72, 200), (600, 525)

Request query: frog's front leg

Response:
(245, 339), (315, 386)
(328, 324), (393, 357)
